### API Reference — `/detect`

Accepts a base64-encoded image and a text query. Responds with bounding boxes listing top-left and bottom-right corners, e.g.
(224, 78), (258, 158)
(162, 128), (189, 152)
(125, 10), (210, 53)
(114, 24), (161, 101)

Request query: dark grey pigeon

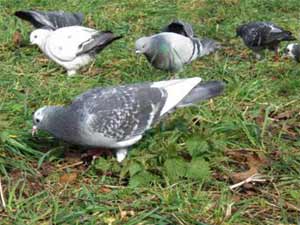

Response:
(285, 43), (300, 62)
(135, 20), (220, 73)
(32, 77), (225, 162)
(14, 10), (83, 30)
(236, 21), (296, 60)
(161, 20), (194, 38)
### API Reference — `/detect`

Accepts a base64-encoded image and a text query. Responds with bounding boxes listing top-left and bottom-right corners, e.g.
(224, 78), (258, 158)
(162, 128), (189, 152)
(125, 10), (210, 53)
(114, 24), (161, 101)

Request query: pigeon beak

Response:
(135, 50), (142, 54)
(32, 125), (38, 136)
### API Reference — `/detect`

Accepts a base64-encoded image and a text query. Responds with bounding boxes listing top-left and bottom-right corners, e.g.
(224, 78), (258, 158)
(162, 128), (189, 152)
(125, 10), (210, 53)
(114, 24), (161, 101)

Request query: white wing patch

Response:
(270, 24), (282, 33)
(152, 77), (201, 116)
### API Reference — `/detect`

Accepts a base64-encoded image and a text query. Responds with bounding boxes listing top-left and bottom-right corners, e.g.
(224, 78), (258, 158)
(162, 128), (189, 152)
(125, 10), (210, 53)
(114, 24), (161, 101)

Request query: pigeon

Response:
(32, 77), (225, 162)
(14, 10), (84, 30)
(30, 26), (122, 76)
(284, 43), (300, 62)
(135, 20), (220, 73)
(236, 21), (296, 60)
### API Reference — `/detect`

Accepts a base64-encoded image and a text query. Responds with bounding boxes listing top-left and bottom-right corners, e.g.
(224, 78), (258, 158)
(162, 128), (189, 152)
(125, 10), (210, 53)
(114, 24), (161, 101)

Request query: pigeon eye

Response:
(34, 35), (37, 39)
(35, 118), (40, 123)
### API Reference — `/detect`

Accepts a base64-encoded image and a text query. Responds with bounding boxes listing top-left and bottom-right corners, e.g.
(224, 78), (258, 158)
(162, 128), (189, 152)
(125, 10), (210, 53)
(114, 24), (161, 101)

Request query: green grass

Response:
(1, 0), (300, 224)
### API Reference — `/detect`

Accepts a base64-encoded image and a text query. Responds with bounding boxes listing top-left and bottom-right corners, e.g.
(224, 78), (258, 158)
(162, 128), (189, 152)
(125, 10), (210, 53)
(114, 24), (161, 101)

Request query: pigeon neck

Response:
(44, 107), (80, 143)
(188, 38), (201, 61)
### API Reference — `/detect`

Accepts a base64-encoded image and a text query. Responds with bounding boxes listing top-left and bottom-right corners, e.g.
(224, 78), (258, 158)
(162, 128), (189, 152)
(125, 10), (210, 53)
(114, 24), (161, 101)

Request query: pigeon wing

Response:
(76, 31), (122, 56)
(71, 84), (167, 142)
(161, 20), (194, 37)
(14, 10), (83, 29)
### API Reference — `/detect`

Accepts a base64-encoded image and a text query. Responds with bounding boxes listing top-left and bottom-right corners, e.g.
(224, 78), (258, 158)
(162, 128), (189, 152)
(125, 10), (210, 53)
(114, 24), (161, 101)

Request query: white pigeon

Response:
(32, 77), (225, 162)
(30, 26), (122, 76)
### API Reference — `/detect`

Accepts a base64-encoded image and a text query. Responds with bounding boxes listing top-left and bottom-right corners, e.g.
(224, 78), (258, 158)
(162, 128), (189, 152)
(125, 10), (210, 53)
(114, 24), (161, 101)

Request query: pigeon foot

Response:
(67, 70), (77, 76)
(116, 149), (128, 163)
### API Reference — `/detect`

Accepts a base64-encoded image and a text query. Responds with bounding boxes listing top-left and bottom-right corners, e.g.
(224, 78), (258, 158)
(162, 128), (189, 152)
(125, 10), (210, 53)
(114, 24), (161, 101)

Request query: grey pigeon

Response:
(236, 21), (296, 60)
(30, 26), (122, 76)
(14, 10), (83, 30)
(135, 20), (220, 73)
(284, 43), (300, 62)
(32, 77), (225, 162)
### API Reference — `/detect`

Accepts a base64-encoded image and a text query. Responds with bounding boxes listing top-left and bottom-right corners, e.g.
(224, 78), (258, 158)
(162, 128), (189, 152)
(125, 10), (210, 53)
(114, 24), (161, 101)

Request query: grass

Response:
(1, 0), (300, 224)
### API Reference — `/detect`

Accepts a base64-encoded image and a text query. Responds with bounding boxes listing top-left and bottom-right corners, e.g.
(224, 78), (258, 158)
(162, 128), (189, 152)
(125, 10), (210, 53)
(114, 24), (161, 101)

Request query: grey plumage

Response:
(77, 31), (123, 56)
(135, 21), (220, 72)
(178, 81), (225, 107)
(236, 21), (296, 58)
(14, 10), (83, 30)
(32, 78), (225, 162)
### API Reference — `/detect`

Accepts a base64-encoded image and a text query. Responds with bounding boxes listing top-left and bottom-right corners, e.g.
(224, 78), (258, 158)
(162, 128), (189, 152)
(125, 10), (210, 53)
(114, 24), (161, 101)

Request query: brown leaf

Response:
(272, 110), (295, 120)
(99, 186), (112, 193)
(227, 150), (267, 183)
(12, 30), (22, 47)
(59, 172), (78, 184)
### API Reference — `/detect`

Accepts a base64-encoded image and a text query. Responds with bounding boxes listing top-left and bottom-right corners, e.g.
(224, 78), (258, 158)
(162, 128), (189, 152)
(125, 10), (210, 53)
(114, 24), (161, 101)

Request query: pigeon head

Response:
(284, 43), (300, 62)
(135, 37), (151, 54)
(32, 106), (62, 135)
(30, 29), (51, 46)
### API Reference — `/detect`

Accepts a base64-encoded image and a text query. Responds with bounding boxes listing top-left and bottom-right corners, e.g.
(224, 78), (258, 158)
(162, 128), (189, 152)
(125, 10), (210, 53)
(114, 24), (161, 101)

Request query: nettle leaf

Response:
(129, 161), (143, 177)
(129, 171), (158, 187)
(186, 137), (209, 158)
(186, 158), (211, 182)
(164, 158), (187, 182)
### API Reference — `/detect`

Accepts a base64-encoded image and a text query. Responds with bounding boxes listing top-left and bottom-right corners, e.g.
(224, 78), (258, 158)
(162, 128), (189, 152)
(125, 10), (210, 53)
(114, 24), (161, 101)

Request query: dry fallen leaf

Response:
(12, 30), (22, 47)
(272, 110), (295, 121)
(99, 186), (112, 193)
(59, 172), (78, 184)
(227, 150), (267, 183)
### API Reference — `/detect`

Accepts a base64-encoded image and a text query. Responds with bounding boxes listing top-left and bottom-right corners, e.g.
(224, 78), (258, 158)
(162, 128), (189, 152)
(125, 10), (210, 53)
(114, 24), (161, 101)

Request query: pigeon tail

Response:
(177, 81), (225, 107)
(92, 31), (123, 54)
(271, 31), (296, 42)
(199, 38), (221, 57)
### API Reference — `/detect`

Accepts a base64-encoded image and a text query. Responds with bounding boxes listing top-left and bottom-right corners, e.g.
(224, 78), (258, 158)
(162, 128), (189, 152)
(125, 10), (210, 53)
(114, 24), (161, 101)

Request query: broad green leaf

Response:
(164, 158), (187, 182)
(129, 171), (157, 187)
(186, 158), (211, 182)
(186, 137), (209, 158)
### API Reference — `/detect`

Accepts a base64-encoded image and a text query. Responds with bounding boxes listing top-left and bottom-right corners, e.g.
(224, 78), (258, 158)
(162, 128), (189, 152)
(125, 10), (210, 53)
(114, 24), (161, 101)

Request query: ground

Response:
(0, 0), (300, 224)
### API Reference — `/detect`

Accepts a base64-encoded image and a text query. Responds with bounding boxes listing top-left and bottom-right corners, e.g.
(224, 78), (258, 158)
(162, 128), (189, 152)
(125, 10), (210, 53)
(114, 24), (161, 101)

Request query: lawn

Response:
(1, 0), (300, 224)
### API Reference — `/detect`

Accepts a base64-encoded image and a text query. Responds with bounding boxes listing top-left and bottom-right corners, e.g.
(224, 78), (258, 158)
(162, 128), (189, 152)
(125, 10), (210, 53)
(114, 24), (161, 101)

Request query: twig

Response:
(229, 173), (267, 190)
(0, 177), (6, 209)
(57, 161), (84, 171)
(172, 213), (186, 225)
(224, 202), (235, 220)
(102, 184), (126, 189)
